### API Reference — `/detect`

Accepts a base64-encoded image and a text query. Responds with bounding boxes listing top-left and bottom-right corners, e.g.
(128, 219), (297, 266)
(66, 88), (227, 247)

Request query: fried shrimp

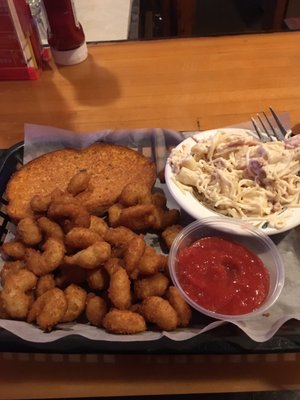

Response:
(107, 203), (124, 227)
(30, 193), (52, 213)
(118, 182), (152, 206)
(106, 263), (131, 310)
(165, 286), (192, 327)
(27, 288), (67, 331)
(85, 294), (107, 327)
(105, 226), (137, 247)
(105, 227), (137, 258)
(37, 216), (64, 241)
(104, 257), (125, 275)
(61, 284), (87, 322)
(89, 215), (109, 237)
(25, 238), (66, 276)
(138, 246), (168, 276)
(1, 241), (26, 260)
(151, 191), (167, 209)
(16, 217), (42, 246)
(161, 224), (183, 249)
(2, 269), (37, 319)
(65, 227), (103, 249)
(109, 204), (156, 231)
(67, 170), (91, 196)
(47, 200), (91, 232)
(150, 207), (180, 231)
(141, 296), (178, 331)
(0, 260), (25, 285)
(87, 268), (108, 290)
(159, 209), (180, 230)
(123, 235), (145, 278)
(64, 241), (111, 269)
(134, 273), (169, 300)
(35, 274), (56, 297)
(102, 309), (146, 334)
(30, 190), (72, 214)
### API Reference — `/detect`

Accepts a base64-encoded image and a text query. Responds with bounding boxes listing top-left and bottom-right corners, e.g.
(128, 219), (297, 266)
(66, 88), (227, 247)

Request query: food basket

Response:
(1, 139), (300, 355)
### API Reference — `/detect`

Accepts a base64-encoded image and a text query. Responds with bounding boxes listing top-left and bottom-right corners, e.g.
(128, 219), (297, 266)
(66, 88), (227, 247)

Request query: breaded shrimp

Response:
(47, 200), (91, 232)
(89, 215), (109, 237)
(137, 246), (168, 276)
(61, 284), (87, 322)
(106, 264), (132, 310)
(85, 294), (107, 327)
(1, 241), (26, 260)
(105, 227), (137, 258)
(165, 286), (192, 327)
(30, 193), (52, 214)
(134, 273), (169, 300)
(161, 224), (183, 249)
(2, 269), (37, 319)
(151, 191), (167, 209)
(0, 260), (25, 285)
(25, 238), (66, 276)
(107, 203), (124, 227)
(16, 217), (42, 246)
(150, 208), (180, 231)
(102, 309), (146, 334)
(37, 216), (64, 241)
(65, 227), (103, 249)
(104, 227), (137, 247)
(35, 274), (56, 297)
(123, 234), (145, 278)
(87, 268), (108, 290)
(109, 204), (157, 231)
(104, 258), (125, 275)
(141, 296), (178, 331)
(67, 170), (91, 196)
(30, 189), (72, 214)
(118, 182), (152, 206)
(27, 288), (67, 331)
(64, 241), (111, 269)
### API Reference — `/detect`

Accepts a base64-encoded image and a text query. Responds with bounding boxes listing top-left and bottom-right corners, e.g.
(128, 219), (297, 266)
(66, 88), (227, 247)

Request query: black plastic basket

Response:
(1, 142), (300, 354)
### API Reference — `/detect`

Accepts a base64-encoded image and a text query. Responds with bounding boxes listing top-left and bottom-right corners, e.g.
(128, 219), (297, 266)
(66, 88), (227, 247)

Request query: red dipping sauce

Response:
(177, 237), (270, 315)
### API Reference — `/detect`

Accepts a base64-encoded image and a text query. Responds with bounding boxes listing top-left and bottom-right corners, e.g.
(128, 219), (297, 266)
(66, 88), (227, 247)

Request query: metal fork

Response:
(251, 106), (290, 142)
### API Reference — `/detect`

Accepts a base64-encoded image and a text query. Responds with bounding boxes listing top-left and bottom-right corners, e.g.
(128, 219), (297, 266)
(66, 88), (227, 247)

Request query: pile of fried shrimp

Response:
(0, 170), (192, 334)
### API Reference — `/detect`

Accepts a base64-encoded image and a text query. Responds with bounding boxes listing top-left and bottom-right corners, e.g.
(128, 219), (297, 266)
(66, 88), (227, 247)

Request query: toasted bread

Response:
(6, 143), (157, 221)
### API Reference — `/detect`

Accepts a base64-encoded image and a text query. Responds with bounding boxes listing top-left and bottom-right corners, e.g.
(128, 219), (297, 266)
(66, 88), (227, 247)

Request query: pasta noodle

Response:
(169, 130), (300, 229)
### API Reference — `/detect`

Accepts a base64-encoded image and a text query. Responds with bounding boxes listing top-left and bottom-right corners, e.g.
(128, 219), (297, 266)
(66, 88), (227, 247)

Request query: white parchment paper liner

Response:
(0, 119), (299, 344)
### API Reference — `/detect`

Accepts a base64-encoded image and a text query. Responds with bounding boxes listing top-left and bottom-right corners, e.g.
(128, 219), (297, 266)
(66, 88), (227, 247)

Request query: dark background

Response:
(131, 0), (300, 40)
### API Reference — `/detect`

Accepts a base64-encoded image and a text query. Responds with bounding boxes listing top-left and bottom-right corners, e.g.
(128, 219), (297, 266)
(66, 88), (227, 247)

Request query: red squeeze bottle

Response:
(41, 0), (88, 65)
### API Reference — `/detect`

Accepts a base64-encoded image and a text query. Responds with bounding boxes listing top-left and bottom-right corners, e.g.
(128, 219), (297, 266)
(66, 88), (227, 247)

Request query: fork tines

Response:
(251, 107), (287, 142)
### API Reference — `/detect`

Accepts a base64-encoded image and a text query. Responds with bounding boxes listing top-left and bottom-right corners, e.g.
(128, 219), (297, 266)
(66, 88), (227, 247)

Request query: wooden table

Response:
(1, 31), (300, 148)
(1, 31), (300, 399)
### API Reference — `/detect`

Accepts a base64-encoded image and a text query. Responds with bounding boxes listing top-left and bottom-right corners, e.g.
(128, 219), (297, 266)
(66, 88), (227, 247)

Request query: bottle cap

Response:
(50, 41), (88, 65)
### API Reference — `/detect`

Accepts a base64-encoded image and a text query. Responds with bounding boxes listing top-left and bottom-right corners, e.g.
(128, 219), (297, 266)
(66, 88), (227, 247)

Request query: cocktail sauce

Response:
(177, 237), (269, 315)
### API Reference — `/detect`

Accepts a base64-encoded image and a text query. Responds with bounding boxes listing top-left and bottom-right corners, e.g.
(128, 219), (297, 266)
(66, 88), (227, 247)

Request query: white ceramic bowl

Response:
(168, 217), (285, 321)
(165, 128), (300, 236)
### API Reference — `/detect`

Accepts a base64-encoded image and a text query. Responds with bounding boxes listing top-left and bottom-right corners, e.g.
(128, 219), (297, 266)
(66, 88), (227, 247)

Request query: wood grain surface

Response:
(0, 352), (300, 399)
(1, 31), (300, 148)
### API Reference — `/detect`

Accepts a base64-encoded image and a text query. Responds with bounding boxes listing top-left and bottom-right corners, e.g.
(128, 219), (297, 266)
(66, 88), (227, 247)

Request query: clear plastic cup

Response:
(168, 217), (285, 321)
